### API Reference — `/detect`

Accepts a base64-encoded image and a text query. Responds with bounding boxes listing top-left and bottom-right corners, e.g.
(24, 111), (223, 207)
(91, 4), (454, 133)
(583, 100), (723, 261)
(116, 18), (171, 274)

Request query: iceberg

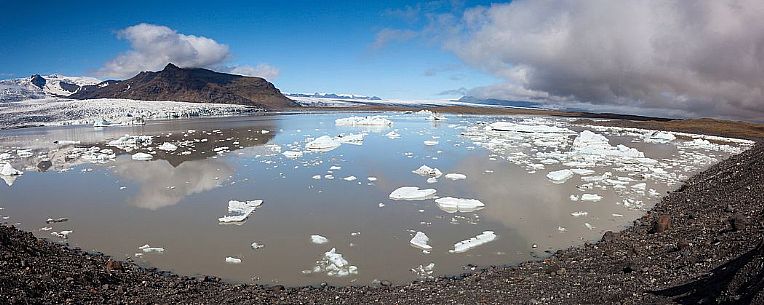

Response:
(335, 116), (392, 127)
(282, 151), (303, 159)
(546, 169), (574, 183)
(389, 187), (437, 200)
(412, 165), (443, 178)
(311, 234), (329, 244)
(489, 122), (573, 133)
(306, 136), (341, 152)
(411, 262), (436, 279)
(386, 131), (400, 139)
(157, 142), (178, 151)
(335, 133), (365, 145)
(138, 244), (165, 253)
(423, 140), (439, 146)
(444, 173), (467, 180)
(310, 248), (358, 277)
(435, 197), (485, 213)
(449, 231), (497, 253)
(131, 153), (153, 161)
(218, 200), (263, 223)
(580, 194), (602, 202)
(225, 257), (242, 264)
(409, 231), (432, 251)
(0, 163), (23, 176)
(51, 230), (73, 239)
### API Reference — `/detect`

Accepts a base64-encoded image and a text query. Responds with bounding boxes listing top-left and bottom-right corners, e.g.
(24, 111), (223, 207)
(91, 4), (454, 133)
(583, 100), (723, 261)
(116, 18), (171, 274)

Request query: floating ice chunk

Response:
(411, 263), (436, 278)
(251, 242), (264, 249)
(218, 200), (263, 223)
(572, 130), (644, 158)
(367, 177), (378, 182)
(449, 231), (497, 253)
(138, 244), (165, 253)
(378, 203), (385, 207)
(261, 130), (270, 134)
(444, 173), (467, 180)
(335, 133), (365, 145)
(546, 169), (574, 183)
(16, 149), (33, 158)
(435, 197), (485, 213)
(580, 194), (602, 202)
(225, 257), (242, 264)
(644, 131), (676, 143)
(157, 142), (178, 151)
(131, 153), (153, 161)
(51, 230), (73, 239)
(324, 175), (334, 180)
(311, 234), (329, 244)
(312, 175), (322, 180)
(343, 176), (357, 181)
(423, 140), (438, 146)
(0, 153), (12, 160)
(489, 122), (573, 133)
(306, 136), (341, 152)
(557, 226), (567, 232)
(570, 168), (595, 176)
(386, 131), (400, 139)
(330, 166), (341, 170)
(631, 183), (647, 190)
(570, 195), (579, 201)
(571, 211), (588, 217)
(335, 116), (392, 127)
(0, 163), (23, 176)
(389, 187), (437, 200)
(585, 223), (595, 230)
(426, 177), (438, 184)
(412, 165), (442, 178)
(409, 231), (432, 251)
(282, 151), (303, 159)
(310, 248), (358, 277)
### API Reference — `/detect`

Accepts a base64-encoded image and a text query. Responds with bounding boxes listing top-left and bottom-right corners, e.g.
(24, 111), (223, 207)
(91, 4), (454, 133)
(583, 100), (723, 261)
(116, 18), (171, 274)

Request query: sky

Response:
(1, 0), (763, 120)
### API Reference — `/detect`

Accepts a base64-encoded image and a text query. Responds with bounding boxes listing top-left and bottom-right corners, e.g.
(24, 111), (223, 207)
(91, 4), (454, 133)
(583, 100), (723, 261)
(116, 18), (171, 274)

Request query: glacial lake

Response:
(0, 112), (752, 285)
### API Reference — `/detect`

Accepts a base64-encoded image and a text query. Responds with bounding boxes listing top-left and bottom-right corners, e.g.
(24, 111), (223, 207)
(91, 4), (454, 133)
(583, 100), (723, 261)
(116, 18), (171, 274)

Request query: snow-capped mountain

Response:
(285, 92), (382, 100)
(0, 74), (101, 102)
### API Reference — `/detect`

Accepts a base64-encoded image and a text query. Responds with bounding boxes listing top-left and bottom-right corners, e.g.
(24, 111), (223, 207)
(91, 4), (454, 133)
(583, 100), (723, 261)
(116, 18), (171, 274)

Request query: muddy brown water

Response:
(0, 112), (745, 285)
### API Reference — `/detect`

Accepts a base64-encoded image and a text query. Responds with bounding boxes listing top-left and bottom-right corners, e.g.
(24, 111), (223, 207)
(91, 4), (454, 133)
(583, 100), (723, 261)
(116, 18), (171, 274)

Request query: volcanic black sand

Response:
(1, 141), (762, 304)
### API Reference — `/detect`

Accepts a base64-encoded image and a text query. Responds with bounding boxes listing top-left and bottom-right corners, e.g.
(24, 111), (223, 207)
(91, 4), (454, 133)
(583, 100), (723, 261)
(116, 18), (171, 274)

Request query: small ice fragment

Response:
(571, 168), (595, 176)
(157, 143), (178, 151)
(426, 177), (437, 184)
(389, 187), (437, 200)
(225, 257), (242, 264)
(51, 230), (73, 239)
(444, 173), (466, 180)
(569, 195), (579, 201)
(631, 183), (647, 190)
(131, 153), (153, 161)
(584, 223), (595, 230)
(571, 211), (588, 217)
(335, 116), (392, 127)
(312, 175), (322, 180)
(557, 226), (567, 232)
(282, 151), (303, 159)
(45, 217), (68, 224)
(367, 177), (378, 182)
(411, 263), (436, 278)
(330, 166), (342, 170)
(343, 176), (357, 181)
(1, 163), (23, 176)
(306, 136), (341, 152)
(386, 131), (400, 139)
(546, 169), (574, 183)
(312, 248), (358, 277)
(311, 234), (329, 244)
(378, 203), (385, 208)
(218, 200), (263, 223)
(138, 244), (165, 253)
(423, 140), (438, 146)
(251, 242), (264, 249)
(435, 197), (485, 213)
(449, 231), (497, 253)
(412, 165), (442, 178)
(409, 231), (432, 251)
(261, 130), (270, 134)
(580, 194), (602, 202)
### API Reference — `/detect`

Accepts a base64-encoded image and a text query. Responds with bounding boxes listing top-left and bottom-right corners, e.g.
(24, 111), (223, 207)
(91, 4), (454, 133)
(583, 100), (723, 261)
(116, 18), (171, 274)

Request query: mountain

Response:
(0, 74), (101, 102)
(286, 92), (382, 100)
(70, 64), (296, 109)
(457, 96), (542, 108)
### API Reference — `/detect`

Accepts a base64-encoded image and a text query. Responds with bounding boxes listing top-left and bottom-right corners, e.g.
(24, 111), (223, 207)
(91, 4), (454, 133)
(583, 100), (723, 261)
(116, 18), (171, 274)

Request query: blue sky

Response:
(0, 0), (497, 99)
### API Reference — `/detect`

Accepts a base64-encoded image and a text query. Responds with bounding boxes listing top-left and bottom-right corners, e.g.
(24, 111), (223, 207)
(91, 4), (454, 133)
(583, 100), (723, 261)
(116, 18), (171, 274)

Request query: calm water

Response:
(0, 112), (745, 285)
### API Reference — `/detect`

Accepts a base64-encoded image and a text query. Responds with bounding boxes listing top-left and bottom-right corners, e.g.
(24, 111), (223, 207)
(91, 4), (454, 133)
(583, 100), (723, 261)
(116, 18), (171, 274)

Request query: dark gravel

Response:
(2, 143), (763, 304)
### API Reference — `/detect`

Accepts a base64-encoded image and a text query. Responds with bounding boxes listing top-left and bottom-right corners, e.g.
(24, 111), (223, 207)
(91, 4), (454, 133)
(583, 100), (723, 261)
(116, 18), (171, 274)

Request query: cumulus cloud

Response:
(371, 28), (419, 49)
(98, 23), (279, 80)
(445, 0), (764, 120)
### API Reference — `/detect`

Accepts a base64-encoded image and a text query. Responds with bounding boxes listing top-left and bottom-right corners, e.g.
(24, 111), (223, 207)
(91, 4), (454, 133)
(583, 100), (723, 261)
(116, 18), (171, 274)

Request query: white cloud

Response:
(98, 23), (279, 80)
(224, 64), (280, 79)
(372, 29), (418, 49)
(428, 0), (764, 120)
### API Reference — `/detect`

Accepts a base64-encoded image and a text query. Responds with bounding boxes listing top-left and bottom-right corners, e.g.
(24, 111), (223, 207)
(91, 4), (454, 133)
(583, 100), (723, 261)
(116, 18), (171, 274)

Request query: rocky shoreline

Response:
(1, 142), (762, 304)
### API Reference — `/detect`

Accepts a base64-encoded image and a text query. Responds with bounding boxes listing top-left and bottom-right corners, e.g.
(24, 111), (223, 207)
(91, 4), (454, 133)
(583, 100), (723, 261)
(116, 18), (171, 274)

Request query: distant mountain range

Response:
(0, 74), (100, 102)
(70, 64), (296, 109)
(456, 96), (542, 109)
(285, 92), (382, 100)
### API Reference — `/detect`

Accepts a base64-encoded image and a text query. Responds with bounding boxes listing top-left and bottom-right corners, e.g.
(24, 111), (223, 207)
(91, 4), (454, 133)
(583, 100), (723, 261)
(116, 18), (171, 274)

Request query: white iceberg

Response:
(225, 257), (242, 264)
(423, 140), (438, 146)
(282, 151), (303, 159)
(138, 244), (165, 253)
(580, 194), (602, 202)
(51, 230), (73, 239)
(546, 169), (574, 183)
(218, 200), (263, 223)
(389, 187), (437, 200)
(306, 136), (341, 152)
(335, 116), (392, 127)
(412, 165), (442, 178)
(435, 197), (485, 213)
(343, 176), (357, 181)
(131, 153), (153, 161)
(489, 122), (573, 133)
(157, 142), (178, 151)
(449, 231), (497, 253)
(335, 133), (365, 145)
(444, 173), (467, 180)
(409, 231), (432, 251)
(309, 248), (358, 277)
(386, 131), (401, 139)
(311, 234), (329, 244)
(0, 163), (23, 176)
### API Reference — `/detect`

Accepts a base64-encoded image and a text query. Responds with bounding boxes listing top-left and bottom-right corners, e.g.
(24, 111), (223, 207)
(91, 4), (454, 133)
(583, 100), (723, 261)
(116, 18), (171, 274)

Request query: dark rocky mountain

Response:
(70, 64), (297, 109)
(29, 74), (46, 89)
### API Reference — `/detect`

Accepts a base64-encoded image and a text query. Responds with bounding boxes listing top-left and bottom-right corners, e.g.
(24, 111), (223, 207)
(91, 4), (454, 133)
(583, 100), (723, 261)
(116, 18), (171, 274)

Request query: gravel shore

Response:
(1, 143), (762, 304)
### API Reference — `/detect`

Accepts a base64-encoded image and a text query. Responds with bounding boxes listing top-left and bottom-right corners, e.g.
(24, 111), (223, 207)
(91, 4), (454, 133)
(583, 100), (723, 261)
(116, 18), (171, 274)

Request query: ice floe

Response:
(335, 116), (392, 127)
(444, 173), (467, 180)
(218, 200), (263, 223)
(311, 234), (329, 244)
(434, 197), (485, 213)
(389, 187), (437, 200)
(157, 142), (178, 151)
(449, 231), (497, 253)
(409, 231), (432, 251)
(412, 165), (442, 178)
(225, 257), (242, 264)
(282, 151), (303, 159)
(0, 163), (23, 176)
(131, 153), (153, 161)
(411, 263), (436, 279)
(546, 169), (574, 183)
(138, 244), (165, 253)
(305, 136), (341, 152)
(580, 194), (603, 202)
(308, 248), (358, 277)
(51, 230), (73, 239)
